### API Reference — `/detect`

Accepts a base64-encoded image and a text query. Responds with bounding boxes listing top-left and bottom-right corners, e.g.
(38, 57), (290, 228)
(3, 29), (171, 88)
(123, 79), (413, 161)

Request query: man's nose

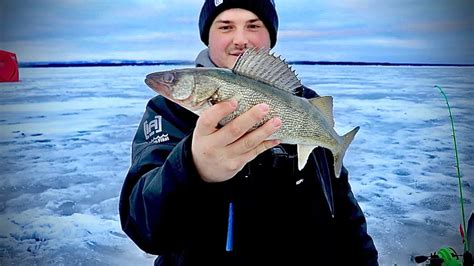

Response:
(232, 29), (248, 48)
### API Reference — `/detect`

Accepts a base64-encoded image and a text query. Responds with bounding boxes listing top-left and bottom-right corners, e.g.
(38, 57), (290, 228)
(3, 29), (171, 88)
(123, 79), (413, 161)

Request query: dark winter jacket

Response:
(119, 49), (378, 266)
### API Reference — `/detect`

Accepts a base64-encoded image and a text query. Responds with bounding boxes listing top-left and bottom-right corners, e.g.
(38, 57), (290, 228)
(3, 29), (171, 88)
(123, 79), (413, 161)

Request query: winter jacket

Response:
(119, 49), (378, 266)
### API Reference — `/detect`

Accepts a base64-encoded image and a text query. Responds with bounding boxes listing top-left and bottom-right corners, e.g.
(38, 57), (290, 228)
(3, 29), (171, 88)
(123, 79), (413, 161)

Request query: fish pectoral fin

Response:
(309, 96), (334, 127)
(297, 144), (318, 170)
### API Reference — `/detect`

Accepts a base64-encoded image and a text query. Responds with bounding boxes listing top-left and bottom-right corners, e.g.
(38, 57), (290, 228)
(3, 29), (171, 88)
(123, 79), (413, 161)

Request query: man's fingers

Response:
(194, 99), (237, 136)
(242, 139), (282, 163)
(215, 103), (270, 145)
(229, 117), (282, 155)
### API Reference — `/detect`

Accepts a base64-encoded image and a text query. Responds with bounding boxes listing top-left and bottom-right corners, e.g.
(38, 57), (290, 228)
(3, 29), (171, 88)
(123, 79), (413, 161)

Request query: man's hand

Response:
(192, 99), (282, 183)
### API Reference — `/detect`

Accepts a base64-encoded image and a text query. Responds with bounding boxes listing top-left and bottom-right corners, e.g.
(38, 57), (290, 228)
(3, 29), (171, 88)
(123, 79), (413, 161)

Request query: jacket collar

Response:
(194, 48), (217, 68)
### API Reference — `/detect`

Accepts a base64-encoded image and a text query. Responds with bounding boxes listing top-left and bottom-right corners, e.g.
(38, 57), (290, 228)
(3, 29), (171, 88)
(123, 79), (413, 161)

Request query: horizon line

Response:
(19, 59), (474, 68)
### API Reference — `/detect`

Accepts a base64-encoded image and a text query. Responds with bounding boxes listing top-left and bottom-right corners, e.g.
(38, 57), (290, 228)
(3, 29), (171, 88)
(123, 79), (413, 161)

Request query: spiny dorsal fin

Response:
(232, 48), (301, 94)
(309, 96), (334, 127)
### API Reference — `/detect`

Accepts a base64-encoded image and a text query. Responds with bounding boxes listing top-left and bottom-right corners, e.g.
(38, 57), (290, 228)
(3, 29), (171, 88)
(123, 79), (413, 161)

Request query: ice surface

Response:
(0, 65), (473, 265)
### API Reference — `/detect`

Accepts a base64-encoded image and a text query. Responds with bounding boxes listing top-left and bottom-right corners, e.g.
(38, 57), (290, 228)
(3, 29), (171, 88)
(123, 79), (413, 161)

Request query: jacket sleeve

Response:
(334, 166), (379, 265)
(119, 96), (214, 254)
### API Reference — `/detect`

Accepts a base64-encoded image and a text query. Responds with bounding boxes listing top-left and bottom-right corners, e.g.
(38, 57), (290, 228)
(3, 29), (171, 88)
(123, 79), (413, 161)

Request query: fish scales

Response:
(199, 70), (337, 146)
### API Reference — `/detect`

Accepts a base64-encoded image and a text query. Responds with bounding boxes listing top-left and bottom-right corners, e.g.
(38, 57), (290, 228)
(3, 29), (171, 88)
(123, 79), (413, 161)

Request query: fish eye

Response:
(163, 72), (174, 83)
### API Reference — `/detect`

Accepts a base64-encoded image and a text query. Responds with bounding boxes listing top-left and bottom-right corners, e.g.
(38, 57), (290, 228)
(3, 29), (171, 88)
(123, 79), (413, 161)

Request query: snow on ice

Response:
(0, 65), (473, 265)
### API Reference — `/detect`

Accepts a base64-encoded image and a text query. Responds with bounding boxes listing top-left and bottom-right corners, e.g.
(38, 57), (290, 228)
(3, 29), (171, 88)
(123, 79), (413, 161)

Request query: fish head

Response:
(145, 69), (220, 114)
(145, 69), (195, 101)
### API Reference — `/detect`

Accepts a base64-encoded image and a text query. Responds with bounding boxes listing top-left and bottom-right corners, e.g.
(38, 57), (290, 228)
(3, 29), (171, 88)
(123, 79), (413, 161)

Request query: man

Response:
(119, 0), (379, 265)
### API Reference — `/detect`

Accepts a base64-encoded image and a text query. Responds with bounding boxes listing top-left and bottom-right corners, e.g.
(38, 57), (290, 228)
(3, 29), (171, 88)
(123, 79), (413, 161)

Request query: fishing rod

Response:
(413, 85), (472, 266)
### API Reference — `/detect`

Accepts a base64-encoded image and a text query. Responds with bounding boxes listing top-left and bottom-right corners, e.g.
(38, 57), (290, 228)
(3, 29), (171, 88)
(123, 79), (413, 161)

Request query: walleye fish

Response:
(145, 48), (359, 177)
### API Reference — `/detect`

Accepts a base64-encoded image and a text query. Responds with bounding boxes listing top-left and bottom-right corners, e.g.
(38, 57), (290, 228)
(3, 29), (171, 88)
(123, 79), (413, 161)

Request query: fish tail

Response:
(333, 126), (360, 178)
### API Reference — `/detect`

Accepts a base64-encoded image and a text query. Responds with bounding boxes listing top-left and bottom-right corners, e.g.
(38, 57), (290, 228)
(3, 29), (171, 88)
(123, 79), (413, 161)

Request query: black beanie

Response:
(199, 0), (279, 48)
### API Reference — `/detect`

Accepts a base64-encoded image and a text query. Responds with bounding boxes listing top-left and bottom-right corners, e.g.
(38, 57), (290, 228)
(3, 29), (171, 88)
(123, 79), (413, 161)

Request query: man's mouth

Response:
(229, 51), (245, 57)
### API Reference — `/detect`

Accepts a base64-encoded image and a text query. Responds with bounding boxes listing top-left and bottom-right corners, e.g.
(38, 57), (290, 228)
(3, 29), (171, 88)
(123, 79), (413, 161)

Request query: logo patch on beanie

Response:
(214, 0), (223, 7)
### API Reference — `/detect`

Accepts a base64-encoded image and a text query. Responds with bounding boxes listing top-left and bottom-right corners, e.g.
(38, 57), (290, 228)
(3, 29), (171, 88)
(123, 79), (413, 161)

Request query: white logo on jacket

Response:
(144, 115), (169, 144)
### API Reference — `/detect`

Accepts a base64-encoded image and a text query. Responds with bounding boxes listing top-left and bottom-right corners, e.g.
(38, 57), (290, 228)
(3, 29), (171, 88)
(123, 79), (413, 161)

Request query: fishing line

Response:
(435, 85), (468, 253)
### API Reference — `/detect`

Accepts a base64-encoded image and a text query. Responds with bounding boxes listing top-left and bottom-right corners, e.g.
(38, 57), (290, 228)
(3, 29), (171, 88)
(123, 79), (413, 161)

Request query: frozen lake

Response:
(0, 65), (473, 265)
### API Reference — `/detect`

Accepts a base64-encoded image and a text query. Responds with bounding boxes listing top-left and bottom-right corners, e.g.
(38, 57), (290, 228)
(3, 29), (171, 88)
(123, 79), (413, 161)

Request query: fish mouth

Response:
(145, 75), (203, 109)
(145, 75), (173, 98)
(145, 73), (213, 112)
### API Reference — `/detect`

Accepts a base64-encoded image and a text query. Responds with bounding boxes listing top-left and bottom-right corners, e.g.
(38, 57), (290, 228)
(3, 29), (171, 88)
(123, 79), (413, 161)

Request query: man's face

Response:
(208, 8), (271, 69)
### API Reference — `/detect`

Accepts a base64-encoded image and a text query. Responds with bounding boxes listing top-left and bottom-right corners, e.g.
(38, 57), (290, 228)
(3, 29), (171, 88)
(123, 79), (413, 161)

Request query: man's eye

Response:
(248, 24), (261, 29)
(219, 26), (231, 30)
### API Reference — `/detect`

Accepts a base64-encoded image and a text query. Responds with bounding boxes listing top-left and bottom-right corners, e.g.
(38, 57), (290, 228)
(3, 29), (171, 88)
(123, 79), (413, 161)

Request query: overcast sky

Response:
(1, 0), (473, 64)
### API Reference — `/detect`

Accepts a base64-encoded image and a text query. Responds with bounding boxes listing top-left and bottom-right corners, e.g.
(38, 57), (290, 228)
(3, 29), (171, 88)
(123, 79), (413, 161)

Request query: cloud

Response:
(404, 19), (474, 33)
(311, 37), (427, 49)
(281, 29), (427, 49)
(2, 0), (472, 64)
(3, 35), (204, 62)
(280, 28), (371, 38)
(112, 31), (195, 42)
(354, 38), (427, 49)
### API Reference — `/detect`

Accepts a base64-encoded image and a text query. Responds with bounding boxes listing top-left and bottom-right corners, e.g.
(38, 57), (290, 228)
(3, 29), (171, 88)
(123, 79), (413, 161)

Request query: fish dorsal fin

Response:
(309, 96), (334, 127)
(232, 48), (301, 94)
